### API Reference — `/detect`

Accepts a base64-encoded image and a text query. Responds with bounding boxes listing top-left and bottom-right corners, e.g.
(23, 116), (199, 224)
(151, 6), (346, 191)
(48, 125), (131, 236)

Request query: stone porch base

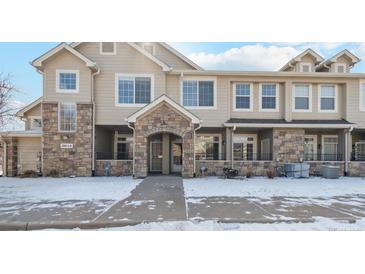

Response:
(95, 160), (133, 176)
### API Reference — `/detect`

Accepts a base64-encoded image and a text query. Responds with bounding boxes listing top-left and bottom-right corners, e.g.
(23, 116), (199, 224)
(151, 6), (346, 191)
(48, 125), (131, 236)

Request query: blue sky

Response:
(1, 42), (365, 106)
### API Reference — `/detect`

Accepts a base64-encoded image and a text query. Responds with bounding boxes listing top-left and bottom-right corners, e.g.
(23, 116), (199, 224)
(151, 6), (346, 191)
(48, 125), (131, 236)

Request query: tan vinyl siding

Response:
(76, 42), (166, 125)
(17, 137), (41, 173)
(153, 43), (196, 70)
(346, 79), (365, 128)
(23, 103), (42, 130)
(43, 50), (92, 103)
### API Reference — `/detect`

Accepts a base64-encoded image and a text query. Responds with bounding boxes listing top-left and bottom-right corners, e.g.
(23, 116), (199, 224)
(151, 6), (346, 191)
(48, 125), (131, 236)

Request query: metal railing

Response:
(304, 153), (343, 161)
(233, 153), (273, 161)
(351, 152), (365, 161)
(96, 152), (133, 160)
(195, 153), (226, 161)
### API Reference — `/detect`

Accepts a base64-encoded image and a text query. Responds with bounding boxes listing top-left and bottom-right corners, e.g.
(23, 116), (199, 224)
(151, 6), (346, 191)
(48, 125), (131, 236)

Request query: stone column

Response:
(5, 137), (18, 177)
(273, 128), (305, 163)
(162, 133), (170, 175)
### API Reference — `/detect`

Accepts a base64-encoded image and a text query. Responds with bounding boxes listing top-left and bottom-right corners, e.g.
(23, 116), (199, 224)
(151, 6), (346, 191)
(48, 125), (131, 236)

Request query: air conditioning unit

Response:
(284, 163), (310, 178)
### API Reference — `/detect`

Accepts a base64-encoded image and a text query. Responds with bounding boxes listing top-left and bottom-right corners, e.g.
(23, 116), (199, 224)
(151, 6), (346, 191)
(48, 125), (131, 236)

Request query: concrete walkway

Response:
(93, 176), (187, 223)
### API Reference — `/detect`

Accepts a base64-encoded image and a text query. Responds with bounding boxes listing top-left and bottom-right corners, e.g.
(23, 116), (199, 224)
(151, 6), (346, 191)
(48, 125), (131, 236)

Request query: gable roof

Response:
(158, 42), (203, 70)
(32, 43), (98, 71)
(279, 48), (324, 71)
(16, 97), (42, 117)
(126, 94), (201, 124)
(316, 49), (361, 70)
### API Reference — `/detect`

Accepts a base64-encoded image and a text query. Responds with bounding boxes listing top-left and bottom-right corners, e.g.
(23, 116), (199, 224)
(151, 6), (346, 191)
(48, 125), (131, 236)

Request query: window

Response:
(234, 83), (252, 111)
(300, 63), (312, 72)
(115, 134), (133, 160)
(100, 42), (116, 55)
(56, 70), (79, 93)
(360, 82), (365, 111)
(319, 85), (337, 112)
(335, 63), (346, 73)
(233, 134), (256, 160)
(322, 135), (338, 161)
(182, 80), (215, 108)
(30, 117), (42, 130)
(354, 141), (365, 161)
(260, 84), (278, 111)
(59, 103), (76, 132)
(293, 84), (311, 111)
(304, 135), (317, 161)
(195, 135), (221, 160)
(116, 74), (153, 106)
(260, 138), (271, 160)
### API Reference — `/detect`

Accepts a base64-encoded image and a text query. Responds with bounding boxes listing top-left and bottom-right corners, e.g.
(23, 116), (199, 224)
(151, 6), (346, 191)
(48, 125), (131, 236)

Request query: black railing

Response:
(195, 153), (226, 161)
(351, 152), (365, 161)
(233, 153), (273, 161)
(304, 153), (343, 161)
(96, 152), (133, 160)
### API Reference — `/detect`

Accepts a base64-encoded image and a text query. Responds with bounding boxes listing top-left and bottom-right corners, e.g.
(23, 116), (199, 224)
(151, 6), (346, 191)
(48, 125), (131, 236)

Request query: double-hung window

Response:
(115, 134), (133, 160)
(57, 70), (79, 93)
(116, 74), (153, 106)
(360, 82), (365, 111)
(233, 134), (256, 160)
(195, 135), (220, 160)
(293, 84), (311, 111)
(319, 85), (337, 112)
(322, 135), (339, 161)
(260, 84), (278, 111)
(182, 80), (215, 108)
(59, 103), (76, 132)
(234, 83), (252, 111)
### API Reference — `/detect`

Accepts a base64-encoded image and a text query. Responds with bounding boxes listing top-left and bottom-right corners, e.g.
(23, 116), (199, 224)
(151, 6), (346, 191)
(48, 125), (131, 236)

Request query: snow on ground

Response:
(183, 176), (365, 198)
(0, 176), (140, 203)
(98, 218), (365, 231)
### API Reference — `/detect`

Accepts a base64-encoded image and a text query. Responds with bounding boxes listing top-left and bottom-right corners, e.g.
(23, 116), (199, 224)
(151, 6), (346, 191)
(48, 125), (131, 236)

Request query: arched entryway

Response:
(148, 132), (183, 175)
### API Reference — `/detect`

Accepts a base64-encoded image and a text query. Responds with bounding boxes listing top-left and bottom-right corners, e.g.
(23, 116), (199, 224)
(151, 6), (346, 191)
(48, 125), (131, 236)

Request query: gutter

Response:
(223, 123), (355, 129)
(91, 68), (100, 176)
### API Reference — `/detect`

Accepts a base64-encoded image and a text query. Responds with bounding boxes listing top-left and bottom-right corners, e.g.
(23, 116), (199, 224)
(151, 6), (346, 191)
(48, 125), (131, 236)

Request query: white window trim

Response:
(29, 116), (42, 130)
(321, 135), (338, 159)
(292, 84), (312, 112)
(195, 133), (222, 159)
(58, 102), (77, 133)
(334, 63), (347, 73)
(115, 73), (155, 107)
(56, 70), (79, 93)
(233, 83), (253, 112)
(113, 132), (133, 160)
(299, 62), (312, 72)
(180, 76), (217, 110)
(233, 133), (257, 159)
(99, 42), (116, 55)
(304, 135), (318, 161)
(360, 80), (365, 112)
(259, 83), (280, 112)
(318, 84), (338, 113)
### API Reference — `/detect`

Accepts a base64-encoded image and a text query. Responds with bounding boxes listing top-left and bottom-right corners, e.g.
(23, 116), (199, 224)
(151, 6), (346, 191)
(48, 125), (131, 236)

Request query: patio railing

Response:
(233, 153), (273, 161)
(96, 152), (133, 160)
(304, 153), (343, 161)
(351, 152), (365, 161)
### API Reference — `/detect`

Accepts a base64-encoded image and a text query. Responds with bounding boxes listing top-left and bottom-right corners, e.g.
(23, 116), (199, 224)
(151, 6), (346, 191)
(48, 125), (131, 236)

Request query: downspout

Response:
(127, 122), (135, 177)
(3, 142), (7, 177)
(193, 122), (202, 177)
(231, 125), (236, 168)
(36, 69), (45, 175)
(344, 126), (354, 176)
(91, 68), (100, 176)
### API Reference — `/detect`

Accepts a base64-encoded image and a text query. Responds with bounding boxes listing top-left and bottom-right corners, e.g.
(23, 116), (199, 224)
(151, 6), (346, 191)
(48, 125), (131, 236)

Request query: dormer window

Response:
(100, 42), (116, 55)
(300, 63), (312, 72)
(30, 116), (42, 130)
(335, 63), (347, 73)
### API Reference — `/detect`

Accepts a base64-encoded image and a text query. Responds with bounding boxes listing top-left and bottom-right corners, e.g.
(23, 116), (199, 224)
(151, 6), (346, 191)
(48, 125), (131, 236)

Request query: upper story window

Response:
(293, 84), (311, 112)
(56, 70), (79, 93)
(182, 79), (215, 108)
(300, 62), (312, 72)
(360, 82), (365, 112)
(319, 85), (337, 112)
(30, 116), (42, 130)
(59, 103), (76, 132)
(259, 83), (279, 111)
(100, 42), (116, 55)
(335, 63), (347, 73)
(116, 74), (153, 106)
(233, 83), (252, 111)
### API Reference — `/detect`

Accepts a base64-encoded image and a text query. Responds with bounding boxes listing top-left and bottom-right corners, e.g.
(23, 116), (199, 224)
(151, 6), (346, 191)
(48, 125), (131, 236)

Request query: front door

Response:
(171, 142), (182, 173)
(150, 141), (163, 172)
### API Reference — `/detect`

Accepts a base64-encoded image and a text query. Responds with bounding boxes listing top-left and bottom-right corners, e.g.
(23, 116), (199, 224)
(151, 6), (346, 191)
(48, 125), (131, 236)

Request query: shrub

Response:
(245, 168), (254, 178)
(21, 170), (38, 178)
(47, 169), (60, 178)
(266, 168), (276, 179)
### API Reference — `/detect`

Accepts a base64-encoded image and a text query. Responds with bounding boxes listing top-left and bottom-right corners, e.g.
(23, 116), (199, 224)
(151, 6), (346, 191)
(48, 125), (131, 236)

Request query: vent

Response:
(100, 42), (115, 54)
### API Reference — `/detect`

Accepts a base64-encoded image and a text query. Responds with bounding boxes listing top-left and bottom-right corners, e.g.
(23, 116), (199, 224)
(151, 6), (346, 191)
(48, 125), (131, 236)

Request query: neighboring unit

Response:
(1, 43), (365, 177)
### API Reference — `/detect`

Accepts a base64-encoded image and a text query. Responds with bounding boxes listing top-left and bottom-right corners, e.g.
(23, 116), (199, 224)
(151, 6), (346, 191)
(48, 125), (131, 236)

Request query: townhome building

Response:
(1, 42), (365, 177)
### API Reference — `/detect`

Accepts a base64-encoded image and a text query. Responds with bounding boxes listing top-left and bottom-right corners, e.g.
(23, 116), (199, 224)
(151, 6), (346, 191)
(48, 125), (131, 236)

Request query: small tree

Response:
(0, 73), (19, 128)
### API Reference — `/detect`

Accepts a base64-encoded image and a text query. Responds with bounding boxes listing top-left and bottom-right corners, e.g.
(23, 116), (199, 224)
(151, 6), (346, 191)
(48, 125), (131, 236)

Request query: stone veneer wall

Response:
(134, 103), (195, 178)
(348, 162), (365, 177)
(273, 128), (305, 162)
(95, 160), (133, 176)
(42, 103), (92, 177)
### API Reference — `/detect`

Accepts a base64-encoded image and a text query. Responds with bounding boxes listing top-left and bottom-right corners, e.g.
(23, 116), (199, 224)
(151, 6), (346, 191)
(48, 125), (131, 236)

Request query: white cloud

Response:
(187, 44), (300, 71)
(355, 43), (365, 60)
